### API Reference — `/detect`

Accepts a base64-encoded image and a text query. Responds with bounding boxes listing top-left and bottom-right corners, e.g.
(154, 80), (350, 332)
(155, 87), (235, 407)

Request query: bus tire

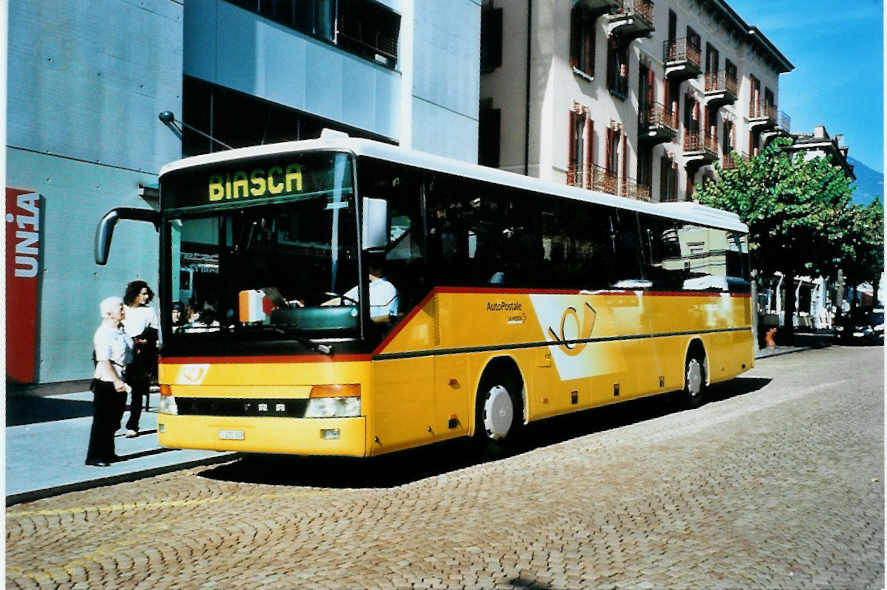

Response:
(683, 349), (706, 409)
(474, 372), (523, 451)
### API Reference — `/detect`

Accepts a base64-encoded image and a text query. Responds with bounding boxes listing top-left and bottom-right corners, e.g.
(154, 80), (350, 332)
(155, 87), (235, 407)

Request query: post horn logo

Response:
(547, 302), (597, 357)
(182, 364), (209, 384)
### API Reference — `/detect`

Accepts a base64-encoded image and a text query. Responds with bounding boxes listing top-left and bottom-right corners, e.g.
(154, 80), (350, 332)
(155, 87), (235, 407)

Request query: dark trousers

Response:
(86, 380), (126, 463)
(125, 375), (149, 431)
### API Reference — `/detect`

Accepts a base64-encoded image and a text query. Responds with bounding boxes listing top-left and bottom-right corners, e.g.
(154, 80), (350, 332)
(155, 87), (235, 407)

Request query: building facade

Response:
(479, 0), (792, 202)
(7, 0), (481, 384)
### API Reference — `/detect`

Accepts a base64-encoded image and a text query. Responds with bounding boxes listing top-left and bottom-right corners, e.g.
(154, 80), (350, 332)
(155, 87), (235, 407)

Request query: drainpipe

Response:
(524, 0), (532, 176)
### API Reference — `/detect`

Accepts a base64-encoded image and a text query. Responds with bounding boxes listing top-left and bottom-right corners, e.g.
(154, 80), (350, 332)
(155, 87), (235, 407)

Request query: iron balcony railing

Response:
(683, 130), (717, 156)
(590, 164), (620, 195)
(779, 111), (791, 133)
(641, 102), (678, 134)
(621, 177), (652, 201)
(612, 0), (655, 25)
(704, 71), (738, 96)
(721, 151), (749, 170)
(749, 102), (777, 121)
(663, 37), (701, 68)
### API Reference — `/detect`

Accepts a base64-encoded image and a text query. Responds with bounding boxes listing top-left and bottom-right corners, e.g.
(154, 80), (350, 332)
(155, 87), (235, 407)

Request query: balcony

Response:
(663, 37), (701, 81)
(590, 164), (620, 195)
(683, 130), (717, 164)
(575, 0), (622, 16)
(748, 102), (778, 130)
(779, 111), (791, 133)
(606, 0), (655, 43)
(721, 151), (748, 170)
(639, 102), (678, 144)
(621, 177), (653, 201)
(703, 72), (737, 109)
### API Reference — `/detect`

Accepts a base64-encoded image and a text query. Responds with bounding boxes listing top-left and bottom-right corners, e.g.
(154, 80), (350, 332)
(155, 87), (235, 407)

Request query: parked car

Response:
(836, 307), (884, 344)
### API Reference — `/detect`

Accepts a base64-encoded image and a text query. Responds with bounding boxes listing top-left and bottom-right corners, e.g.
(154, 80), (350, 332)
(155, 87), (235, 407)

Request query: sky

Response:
(727, 0), (884, 172)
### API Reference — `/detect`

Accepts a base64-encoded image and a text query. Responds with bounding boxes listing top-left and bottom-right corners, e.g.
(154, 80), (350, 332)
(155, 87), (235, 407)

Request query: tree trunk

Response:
(782, 272), (796, 344)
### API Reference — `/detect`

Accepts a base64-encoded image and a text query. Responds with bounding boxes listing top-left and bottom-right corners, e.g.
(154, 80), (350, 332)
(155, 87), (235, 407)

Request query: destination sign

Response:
(161, 152), (353, 210)
(208, 164), (303, 202)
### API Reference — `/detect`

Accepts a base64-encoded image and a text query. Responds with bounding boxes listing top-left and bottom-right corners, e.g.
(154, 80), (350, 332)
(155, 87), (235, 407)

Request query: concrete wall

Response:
(410, 0), (481, 162)
(7, 0), (183, 382)
(184, 0), (401, 141)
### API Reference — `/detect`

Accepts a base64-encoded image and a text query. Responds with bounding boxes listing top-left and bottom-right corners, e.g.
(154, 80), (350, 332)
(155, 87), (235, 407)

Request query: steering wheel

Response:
(324, 291), (359, 306)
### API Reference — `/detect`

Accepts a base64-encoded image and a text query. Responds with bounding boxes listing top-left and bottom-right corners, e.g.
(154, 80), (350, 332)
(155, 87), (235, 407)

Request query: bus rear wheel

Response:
(474, 374), (523, 451)
(683, 352), (706, 408)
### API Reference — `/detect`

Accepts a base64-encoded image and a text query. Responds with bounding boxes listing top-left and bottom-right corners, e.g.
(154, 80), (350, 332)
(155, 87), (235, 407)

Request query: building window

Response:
(660, 156), (678, 202)
(337, 0), (400, 68)
(749, 74), (761, 117)
(568, 108), (590, 187)
(479, 99), (501, 167)
(764, 87), (775, 117)
(607, 40), (629, 99)
(224, 0), (400, 69)
(705, 43), (719, 74)
(686, 26), (701, 57)
(481, 4), (503, 73)
(570, 4), (596, 78)
(181, 76), (393, 157)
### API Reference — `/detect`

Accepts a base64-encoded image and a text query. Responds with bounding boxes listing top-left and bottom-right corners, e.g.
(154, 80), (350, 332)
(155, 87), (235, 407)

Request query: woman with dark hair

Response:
(121, 280), (160, 437)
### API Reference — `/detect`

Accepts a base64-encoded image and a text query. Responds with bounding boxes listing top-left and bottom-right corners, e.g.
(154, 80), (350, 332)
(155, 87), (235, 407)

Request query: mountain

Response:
(848, 157), (884, 206)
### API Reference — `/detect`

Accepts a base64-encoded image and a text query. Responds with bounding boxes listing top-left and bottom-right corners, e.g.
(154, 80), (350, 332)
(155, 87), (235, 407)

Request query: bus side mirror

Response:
(95, 207), (160, 265)
(362, 197), (388, 251)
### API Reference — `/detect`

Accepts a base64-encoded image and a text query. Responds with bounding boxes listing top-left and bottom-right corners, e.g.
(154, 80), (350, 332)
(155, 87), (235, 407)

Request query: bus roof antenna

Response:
(158, 111), (234, 151)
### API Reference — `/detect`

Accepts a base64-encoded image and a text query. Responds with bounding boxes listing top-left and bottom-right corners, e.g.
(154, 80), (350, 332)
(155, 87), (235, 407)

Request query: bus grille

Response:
(175, 397), (309, 418)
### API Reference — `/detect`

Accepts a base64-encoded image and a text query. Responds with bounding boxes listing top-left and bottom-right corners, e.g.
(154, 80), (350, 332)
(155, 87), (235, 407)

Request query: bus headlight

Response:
(304, 397), (361, 418)
(305, 384), (361, 418)
(159, 395), (178, 415)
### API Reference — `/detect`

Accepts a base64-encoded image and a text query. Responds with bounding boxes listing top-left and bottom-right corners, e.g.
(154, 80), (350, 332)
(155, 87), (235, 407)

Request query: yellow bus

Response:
(96, 131), (753, 457)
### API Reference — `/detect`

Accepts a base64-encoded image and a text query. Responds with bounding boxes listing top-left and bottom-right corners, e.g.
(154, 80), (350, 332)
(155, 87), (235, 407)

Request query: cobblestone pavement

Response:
(7, 346), (883, 590)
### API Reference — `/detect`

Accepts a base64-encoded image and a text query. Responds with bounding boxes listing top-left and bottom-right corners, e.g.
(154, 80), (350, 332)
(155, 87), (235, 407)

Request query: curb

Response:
(6, 453), (239, 507)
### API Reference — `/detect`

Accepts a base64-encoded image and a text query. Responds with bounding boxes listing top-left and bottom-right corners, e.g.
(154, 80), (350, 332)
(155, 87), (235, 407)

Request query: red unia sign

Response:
(6, 188), (42, 383)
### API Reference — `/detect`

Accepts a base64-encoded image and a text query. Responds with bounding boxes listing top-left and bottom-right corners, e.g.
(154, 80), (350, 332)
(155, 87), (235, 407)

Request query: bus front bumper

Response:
(157, 414), (367, 457)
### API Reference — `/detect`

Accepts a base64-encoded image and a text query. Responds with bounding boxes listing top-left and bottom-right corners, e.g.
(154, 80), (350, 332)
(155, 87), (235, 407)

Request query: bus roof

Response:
(159, 134), (748, 233)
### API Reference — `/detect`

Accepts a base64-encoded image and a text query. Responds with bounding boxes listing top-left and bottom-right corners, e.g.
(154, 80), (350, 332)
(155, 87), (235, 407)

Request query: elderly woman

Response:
(86, 296), (132, 467)
(122, 280), (160, 437)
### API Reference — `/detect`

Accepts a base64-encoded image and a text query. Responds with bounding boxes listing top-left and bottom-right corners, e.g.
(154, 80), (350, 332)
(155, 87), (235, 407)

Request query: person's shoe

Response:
(125, 429), (138, 438)
(85, 460), (111, 467)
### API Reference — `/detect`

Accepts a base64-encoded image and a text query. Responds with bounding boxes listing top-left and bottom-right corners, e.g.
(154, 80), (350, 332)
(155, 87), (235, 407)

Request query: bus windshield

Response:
(163, 152), (361, 341)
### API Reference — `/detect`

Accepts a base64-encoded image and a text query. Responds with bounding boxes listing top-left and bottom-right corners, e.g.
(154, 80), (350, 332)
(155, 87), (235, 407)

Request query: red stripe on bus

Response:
(159, 354), (372, 365)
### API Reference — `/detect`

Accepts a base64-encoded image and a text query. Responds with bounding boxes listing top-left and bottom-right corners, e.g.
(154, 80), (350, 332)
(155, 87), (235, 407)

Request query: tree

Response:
(841, 199), (885, 309)
(694, 138), (857, 342)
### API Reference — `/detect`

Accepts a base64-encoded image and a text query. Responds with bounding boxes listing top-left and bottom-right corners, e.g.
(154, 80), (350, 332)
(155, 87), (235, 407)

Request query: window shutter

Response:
(605, 127), (613, 174)
(621, 132), (627, 187)
(568, 110), (577, 184)
(647, 69), (655, 108)
(672, 161), (678, 200)
(585, 118), (594, 188)
(570, 9), (579, 68)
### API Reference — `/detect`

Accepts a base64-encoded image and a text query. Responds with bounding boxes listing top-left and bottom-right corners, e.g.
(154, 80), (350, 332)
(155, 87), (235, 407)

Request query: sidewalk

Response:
(754, 332), (834, 359)
(6, 390), (235, 506)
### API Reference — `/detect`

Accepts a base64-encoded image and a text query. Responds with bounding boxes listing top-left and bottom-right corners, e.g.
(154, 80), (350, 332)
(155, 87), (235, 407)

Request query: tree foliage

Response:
(694, 137), (883, 340)
(695, 138), (857, 279)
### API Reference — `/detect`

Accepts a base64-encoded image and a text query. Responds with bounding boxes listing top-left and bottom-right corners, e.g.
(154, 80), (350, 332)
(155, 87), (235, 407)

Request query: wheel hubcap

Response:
(483, 385), (514, 440)
(687, 358), (703, 397)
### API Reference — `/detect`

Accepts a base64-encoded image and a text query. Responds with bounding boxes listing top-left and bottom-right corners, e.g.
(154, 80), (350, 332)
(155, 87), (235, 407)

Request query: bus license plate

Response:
(218, 429), (244, 440)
